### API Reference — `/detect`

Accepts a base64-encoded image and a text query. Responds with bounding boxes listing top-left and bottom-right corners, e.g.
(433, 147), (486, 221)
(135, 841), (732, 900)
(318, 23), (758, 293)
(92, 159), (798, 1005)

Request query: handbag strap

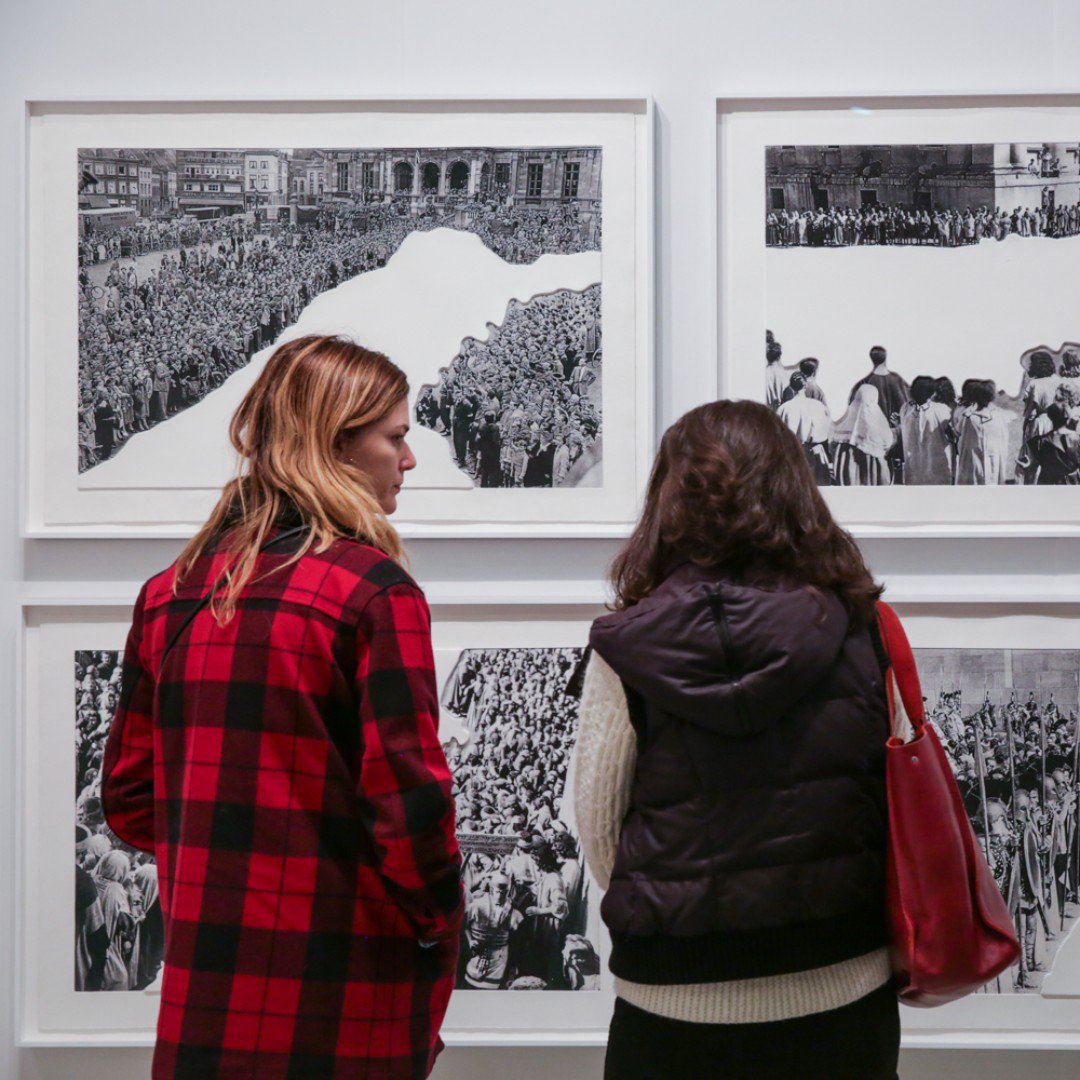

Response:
(874, 601), (926, 734)
(159, 524), (308, 672)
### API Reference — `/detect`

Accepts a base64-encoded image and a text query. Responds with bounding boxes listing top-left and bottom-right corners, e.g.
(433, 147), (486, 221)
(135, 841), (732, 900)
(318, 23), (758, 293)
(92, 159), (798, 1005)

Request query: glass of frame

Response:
(717, 92), (1080, 537)
(24, 97), (654, 539)
(19, 598), (613, 1047)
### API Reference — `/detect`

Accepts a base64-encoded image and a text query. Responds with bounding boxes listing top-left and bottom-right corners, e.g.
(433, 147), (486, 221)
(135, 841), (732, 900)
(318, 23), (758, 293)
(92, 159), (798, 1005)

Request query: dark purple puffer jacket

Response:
(589, 563), (889, 985)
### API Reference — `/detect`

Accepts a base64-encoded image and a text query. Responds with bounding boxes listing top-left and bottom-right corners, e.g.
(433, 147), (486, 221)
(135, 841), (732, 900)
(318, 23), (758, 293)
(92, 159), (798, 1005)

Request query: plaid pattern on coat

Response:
(102, 534), (463, 1079)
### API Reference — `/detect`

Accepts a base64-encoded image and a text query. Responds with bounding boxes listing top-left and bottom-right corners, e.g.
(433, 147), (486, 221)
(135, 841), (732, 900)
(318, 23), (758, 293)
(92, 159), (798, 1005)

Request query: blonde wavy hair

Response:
(175, 334), (409, 621)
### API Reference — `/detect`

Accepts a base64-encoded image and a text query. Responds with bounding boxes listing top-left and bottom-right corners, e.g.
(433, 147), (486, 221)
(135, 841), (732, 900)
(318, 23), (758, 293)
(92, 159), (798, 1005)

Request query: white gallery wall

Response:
(5, 1), (1080, 1076)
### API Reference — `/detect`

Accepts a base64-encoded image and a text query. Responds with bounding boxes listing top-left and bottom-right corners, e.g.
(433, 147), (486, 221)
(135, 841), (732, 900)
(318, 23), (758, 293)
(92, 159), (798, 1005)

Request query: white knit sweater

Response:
(573, 651), (891, 1024)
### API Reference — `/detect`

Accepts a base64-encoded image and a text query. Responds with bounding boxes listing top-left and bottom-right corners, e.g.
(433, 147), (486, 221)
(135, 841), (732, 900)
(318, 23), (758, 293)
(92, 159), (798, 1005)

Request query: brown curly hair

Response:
(610, 400), (882, 624)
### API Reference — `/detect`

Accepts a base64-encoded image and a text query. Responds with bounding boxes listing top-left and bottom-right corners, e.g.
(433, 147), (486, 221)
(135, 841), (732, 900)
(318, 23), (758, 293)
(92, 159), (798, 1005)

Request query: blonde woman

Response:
(102, 335), (463, 1080)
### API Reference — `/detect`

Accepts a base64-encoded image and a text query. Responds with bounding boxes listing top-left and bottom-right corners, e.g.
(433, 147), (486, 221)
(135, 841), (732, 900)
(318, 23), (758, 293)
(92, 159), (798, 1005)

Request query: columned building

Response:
(309, 147), (601, 244)
(765, 142), (1080, 215)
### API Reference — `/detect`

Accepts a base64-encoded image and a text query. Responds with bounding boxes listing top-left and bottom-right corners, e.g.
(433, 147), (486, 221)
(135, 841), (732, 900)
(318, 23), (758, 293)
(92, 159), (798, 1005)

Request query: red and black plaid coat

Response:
(102, 533), (463, 1079)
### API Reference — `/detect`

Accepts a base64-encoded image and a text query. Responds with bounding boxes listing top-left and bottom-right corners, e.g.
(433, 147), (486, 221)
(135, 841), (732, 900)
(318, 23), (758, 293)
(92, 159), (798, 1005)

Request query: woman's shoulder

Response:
(305, 537), (421, 611)
(140, 538), (419, 621)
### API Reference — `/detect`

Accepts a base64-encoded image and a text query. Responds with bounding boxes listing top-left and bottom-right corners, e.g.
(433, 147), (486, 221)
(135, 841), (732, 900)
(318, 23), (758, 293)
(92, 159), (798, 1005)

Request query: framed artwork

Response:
(717, 93), (1080, 536)
(30, 591), (1080, 1047)
(24, 98), (654, 538)
(891, 600), (1080, 1048)
(19, 598), (612, 1047)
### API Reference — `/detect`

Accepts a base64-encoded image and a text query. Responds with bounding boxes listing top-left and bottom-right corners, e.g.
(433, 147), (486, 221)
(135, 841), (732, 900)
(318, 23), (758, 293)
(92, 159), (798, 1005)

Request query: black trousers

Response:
(604, 983), (900, 1080)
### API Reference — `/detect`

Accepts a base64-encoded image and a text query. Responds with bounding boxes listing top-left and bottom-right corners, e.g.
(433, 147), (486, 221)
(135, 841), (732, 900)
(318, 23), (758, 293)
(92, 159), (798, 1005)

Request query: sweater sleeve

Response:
(573, 651), (637, 891)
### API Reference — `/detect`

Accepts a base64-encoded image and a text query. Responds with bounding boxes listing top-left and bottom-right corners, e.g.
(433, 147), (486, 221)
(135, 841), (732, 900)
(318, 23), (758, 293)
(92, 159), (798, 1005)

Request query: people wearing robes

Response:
(933, 376), (958, 411)
(780, 357), (828, 410)
(955, 380), (1012, 485)
(848, 346), (911, 416)
(1018, 351), (1064, 483)
(553, 832), (587, 938)
(93, 849), (137, 991)
(1033, 400), (1080, 485)
(777, 372), (833, 484)
(764, 339), (787, 410)
(899, 375), (956, 485)
(847, 346), (911, 482)
(519, 842), (569, 988)
(831, 384), (895, 486)
(464, 874), (517, 990)
(1013, 789), (1049, 987)
(133, 861), (163, 991)
(75, 826), (108, 992)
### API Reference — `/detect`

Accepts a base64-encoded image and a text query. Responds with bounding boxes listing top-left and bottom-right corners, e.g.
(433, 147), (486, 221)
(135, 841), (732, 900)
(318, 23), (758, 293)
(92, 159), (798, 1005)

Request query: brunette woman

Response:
(102, 335), (463, 1079)
(575, 400), (899, 1080)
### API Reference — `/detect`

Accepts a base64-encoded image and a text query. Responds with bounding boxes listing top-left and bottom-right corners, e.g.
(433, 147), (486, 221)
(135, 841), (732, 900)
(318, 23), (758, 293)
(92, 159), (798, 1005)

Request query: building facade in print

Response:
(288, 149), (328, 205)
(78, 149), (144, 208)
(78, 149), (173, 234)
(319, 148), (602, 242)
(766, 142), (1080, 216)
(243, 150), (290, 219)
(175, 149), (245, 217)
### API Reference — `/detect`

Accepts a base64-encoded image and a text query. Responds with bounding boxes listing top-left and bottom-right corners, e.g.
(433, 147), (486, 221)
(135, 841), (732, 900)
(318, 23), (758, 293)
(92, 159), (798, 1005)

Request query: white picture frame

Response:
(716, 91), (1080, 538)
(23, 97), (655, 539)
(19, 596), (614, 1048)
(889, 598), (1080, 1048)
(31, 590), (1080, 1048)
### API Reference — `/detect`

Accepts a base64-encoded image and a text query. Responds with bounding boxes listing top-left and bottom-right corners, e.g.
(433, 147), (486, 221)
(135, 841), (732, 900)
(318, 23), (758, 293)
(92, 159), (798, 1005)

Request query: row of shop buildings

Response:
(78, 146), (601, 226)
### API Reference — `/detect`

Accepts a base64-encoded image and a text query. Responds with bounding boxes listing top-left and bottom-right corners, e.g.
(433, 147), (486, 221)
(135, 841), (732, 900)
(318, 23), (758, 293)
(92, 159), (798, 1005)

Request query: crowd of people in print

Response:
(441, 648), (599, 991)
(78, 200), (599, 471)
(925, 676), (1080, 991)
(78, 217), (254, 265)
(767, 331), (1080, 485)
(74, 651), (164, 992)
(416, 287), (602, 488)
(766, 203), (1080, 248)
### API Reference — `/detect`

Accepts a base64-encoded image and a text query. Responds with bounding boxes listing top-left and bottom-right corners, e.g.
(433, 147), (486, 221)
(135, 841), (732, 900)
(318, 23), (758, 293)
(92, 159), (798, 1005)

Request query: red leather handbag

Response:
(875, 601), (1021, 1006)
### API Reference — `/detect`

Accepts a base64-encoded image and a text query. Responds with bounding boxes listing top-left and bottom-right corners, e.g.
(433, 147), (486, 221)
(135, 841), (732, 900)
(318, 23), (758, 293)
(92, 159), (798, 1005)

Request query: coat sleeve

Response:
(356, 582), (464, 942)
(572, 651), (637, 891)
(101, 584), (157, 854)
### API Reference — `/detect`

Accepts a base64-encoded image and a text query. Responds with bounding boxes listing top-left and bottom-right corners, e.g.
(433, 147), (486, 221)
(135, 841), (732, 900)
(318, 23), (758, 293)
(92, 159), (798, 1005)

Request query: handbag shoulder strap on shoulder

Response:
(158, 524), (308, 672)
(874, 600), (926, 739)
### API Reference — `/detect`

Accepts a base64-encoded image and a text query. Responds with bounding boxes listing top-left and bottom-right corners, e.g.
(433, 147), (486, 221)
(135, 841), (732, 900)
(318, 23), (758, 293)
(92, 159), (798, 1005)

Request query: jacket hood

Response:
(590, 564), (851, 737)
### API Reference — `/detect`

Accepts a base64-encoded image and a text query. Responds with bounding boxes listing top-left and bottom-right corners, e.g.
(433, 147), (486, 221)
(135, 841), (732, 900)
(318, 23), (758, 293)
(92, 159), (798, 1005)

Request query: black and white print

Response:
(415, 286), (602, 488)
(918, 647), (1080, 993)
(441, 647), (599, 991)
(74, 650), (164, 993)
(764, 142), (1080, 487)
(766, 143), (1080, 249)
(77, 146), (601, 473)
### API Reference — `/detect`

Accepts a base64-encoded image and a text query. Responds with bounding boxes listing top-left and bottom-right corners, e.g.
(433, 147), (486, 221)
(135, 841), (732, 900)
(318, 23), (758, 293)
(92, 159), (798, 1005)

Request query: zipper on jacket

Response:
(707, 586), (739, 678)
(706, 585), (749, 735)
